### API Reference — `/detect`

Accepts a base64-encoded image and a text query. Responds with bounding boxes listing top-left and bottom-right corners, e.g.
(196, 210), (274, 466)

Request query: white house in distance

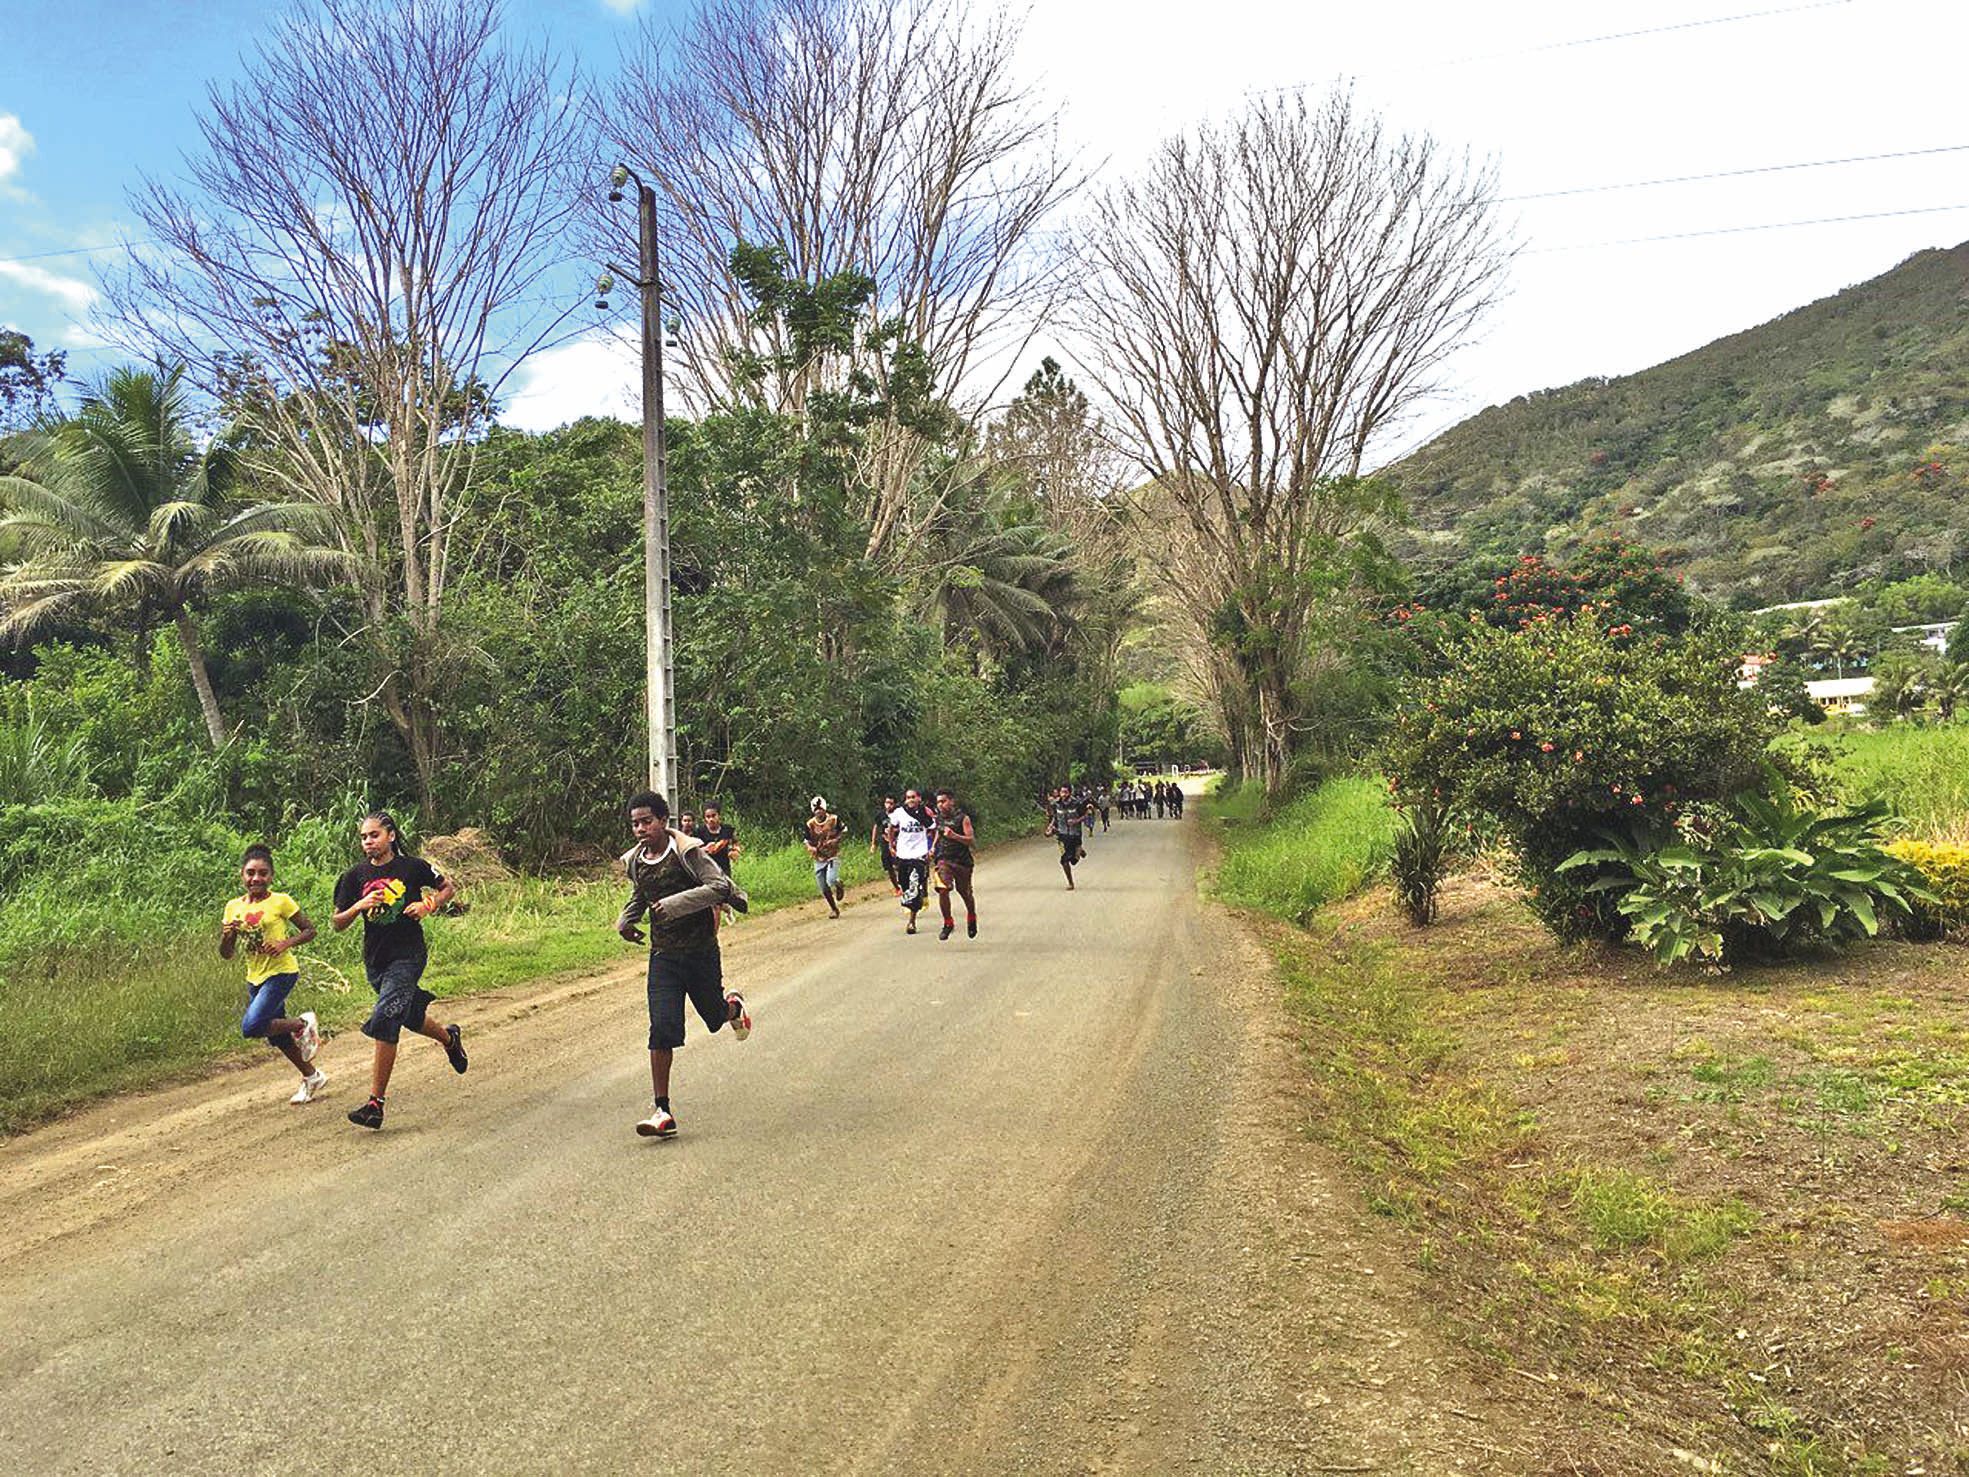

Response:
(1804, 676), (1874, 715)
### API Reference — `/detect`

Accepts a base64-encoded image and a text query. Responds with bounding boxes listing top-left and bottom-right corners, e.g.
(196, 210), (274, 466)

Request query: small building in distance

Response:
(1805, 676), (1874, 715)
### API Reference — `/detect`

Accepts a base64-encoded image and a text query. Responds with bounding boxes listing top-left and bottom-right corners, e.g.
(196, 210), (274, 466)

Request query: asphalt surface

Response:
(0, 813), (1509, 1475)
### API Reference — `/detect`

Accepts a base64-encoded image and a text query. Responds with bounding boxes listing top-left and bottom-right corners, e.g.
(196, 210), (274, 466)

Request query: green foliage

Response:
(1387, 616), (1775, 940)
(1389, 243), (1969, 605)
(1116, 682), (1224, 768)
(1795, 725), (1969, 840)
(1558, 777), (1930, 966)
(1390, 799), (1447, 926)
(1213, 776), (1396, 923)
(1756, 656), (1824, 725)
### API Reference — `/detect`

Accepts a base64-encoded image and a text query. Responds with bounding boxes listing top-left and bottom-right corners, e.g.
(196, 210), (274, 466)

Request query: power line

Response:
(1441, 0), (1852, 67)
(1529, 200), (1969, 253)
(1499, 142), (1969, 203)
(1257, 0), (1852, 90)
(0, 239), (159, 267)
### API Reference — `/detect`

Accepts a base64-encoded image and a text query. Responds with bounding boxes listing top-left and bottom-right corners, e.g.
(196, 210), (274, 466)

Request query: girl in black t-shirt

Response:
(330, 811), (469, 1130)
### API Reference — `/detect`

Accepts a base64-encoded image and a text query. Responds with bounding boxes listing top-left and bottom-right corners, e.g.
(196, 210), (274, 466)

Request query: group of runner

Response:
(1109, 778), (1183, 821)
(219, 776), (1184, 1140)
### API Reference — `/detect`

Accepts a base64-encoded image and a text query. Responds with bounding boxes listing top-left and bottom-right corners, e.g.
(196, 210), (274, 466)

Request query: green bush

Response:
(1390, 799), (1447, 926)
(1559, 776), (1930, 966)
(1386, 616), (1775, 941)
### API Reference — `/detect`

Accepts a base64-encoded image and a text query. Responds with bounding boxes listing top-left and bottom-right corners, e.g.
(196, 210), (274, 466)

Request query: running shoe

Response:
(444, 1023), (468, 1074)
(726, 992), (752, 1041)
(967, 915), (978, 939)
(290, 1069), (328, 1104)
(939, 921), (954, 941)
(297, 1010), (321, 1063)
(348, 1096), (385, 1130)
(636, 1103), (678, 1138)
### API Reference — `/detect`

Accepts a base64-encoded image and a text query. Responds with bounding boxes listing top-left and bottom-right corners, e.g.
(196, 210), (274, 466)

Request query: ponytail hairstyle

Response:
(241, 842), (275, 869)
(364, 810), (407, 857)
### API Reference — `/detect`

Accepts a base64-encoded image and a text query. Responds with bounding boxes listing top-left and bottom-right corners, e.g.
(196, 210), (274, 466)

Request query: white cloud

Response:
(0, 259), (98, 313)
(501, 328), (641, 432)
(598, 0), (642, 16)
(0, 113), (34, 200)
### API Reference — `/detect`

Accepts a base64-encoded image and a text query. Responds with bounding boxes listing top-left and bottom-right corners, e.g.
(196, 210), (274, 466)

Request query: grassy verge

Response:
(1785, 723), (1969, 842)
(0, 837), (886, 1134)
(1208, 775), (1396, 921)
(1256, 872), (1969, 1473)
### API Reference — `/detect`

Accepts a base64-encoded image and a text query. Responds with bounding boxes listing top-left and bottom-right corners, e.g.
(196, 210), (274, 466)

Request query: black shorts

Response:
(896, 856), (930, 908)
(361, 956), (434, 1043)
(647, 948), (728, 1050)
(1057, 833), (1083, 863)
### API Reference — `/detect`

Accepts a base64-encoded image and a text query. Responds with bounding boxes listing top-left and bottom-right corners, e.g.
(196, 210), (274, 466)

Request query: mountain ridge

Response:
(1388, 241), (1969, 606)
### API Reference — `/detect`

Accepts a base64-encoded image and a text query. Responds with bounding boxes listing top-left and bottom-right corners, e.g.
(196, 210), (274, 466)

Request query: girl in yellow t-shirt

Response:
(220, 843), (327, 1104)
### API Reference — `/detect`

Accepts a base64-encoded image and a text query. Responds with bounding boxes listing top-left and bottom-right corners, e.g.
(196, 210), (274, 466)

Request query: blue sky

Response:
(0, 0), (674, 372)
(7, 1), (1969, 440)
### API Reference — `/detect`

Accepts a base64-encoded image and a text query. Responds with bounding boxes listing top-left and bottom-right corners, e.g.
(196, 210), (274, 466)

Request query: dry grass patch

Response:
(1255, 870), (1969, 1474)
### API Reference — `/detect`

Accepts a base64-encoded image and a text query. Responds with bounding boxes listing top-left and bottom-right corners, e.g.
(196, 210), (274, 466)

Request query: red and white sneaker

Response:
(726, 992), (752, 1041)
(636, 1103), (678, 1138)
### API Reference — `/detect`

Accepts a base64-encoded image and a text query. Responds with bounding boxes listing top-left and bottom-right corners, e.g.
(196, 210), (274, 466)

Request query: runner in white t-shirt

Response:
(885, 788), (937, 935)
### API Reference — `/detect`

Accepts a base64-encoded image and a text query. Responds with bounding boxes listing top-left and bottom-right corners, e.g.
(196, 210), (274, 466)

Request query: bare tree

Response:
(1072, 90), (1511, 793)
(597, 0), (1076, 565)
(107, 0), (585, 818)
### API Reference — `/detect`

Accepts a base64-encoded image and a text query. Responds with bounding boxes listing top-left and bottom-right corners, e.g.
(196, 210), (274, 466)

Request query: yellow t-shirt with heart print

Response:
(223, 891), (302, 986)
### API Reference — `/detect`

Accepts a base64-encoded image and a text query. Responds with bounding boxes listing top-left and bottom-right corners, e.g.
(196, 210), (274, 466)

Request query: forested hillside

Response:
(1389, 241), (1969, 606)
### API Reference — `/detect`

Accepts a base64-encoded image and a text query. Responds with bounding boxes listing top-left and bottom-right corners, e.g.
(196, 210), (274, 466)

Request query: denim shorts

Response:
(361, 956), (435, 1044)
(813, 857), (841, 891)
(647, 948), (728, 1051)
(241, 972), (300, 1046)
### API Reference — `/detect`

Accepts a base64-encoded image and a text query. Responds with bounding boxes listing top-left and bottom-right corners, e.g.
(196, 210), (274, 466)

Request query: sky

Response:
(4, 0), (1968, 452)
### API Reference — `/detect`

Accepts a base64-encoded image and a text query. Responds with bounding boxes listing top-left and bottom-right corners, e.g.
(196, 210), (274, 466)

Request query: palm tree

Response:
(1813, 622), (1864, 680)
(1935, 662), (1969, 723)
(0, 364), (350, 748)
(917, 476), (1082, 669)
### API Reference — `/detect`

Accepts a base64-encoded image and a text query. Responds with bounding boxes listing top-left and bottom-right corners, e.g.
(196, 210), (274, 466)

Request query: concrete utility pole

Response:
(607, 165), (678, 802)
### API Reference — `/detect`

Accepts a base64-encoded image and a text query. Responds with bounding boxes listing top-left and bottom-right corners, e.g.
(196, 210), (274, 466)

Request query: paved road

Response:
(0, 815), (1502, 1474)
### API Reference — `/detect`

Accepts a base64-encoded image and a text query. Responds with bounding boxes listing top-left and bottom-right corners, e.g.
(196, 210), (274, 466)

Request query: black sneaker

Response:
(348, 1096), (385, 1130)
(939, 921), (954, 941)
(967, 915), (977, 939)
(444, 1023), (468, 1074)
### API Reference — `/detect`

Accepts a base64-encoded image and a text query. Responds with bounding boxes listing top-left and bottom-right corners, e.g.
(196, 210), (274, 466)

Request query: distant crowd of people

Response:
(214, 775), (1189, 1142)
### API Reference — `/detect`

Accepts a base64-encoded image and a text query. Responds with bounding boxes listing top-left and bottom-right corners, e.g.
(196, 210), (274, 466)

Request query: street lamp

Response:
(604, 164), (678, 804)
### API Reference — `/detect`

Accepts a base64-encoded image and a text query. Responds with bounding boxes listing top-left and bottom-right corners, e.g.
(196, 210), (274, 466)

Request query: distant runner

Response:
(931, 788), (978, 941)
(219, 843), (325, 1104)
(331, 811), (468, 1131)
(1045, 784), (1091, 890)
(870, 794), (903, 895)
(617, 790), (751, 1140)
(804, 795), (847, 919)
(1096, 786), (1111, 832)
(886, 788), (937, 934)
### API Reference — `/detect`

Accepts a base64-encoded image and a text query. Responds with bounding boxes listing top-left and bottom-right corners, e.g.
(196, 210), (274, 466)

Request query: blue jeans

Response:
(813, 857), (840, 894)
(242, 972), (300, 1048)
(361, 956), (434, 1044)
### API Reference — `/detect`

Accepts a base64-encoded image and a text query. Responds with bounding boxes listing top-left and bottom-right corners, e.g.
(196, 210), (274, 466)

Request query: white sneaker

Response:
(726, 992), (751, 1041)
(297, 1011), (321, 1063)
(290, 1069), (328, 1104)
(636, 1103), (678, 1138)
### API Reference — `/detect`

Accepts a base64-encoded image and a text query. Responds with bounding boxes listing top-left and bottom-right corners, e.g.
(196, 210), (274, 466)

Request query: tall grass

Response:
(1792, 725), (1969, 841)
(1211, 776), (1397, 923)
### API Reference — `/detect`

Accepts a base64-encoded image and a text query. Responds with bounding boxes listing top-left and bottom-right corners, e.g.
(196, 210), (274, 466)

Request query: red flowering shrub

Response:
(1386, 618), (1774, 942)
